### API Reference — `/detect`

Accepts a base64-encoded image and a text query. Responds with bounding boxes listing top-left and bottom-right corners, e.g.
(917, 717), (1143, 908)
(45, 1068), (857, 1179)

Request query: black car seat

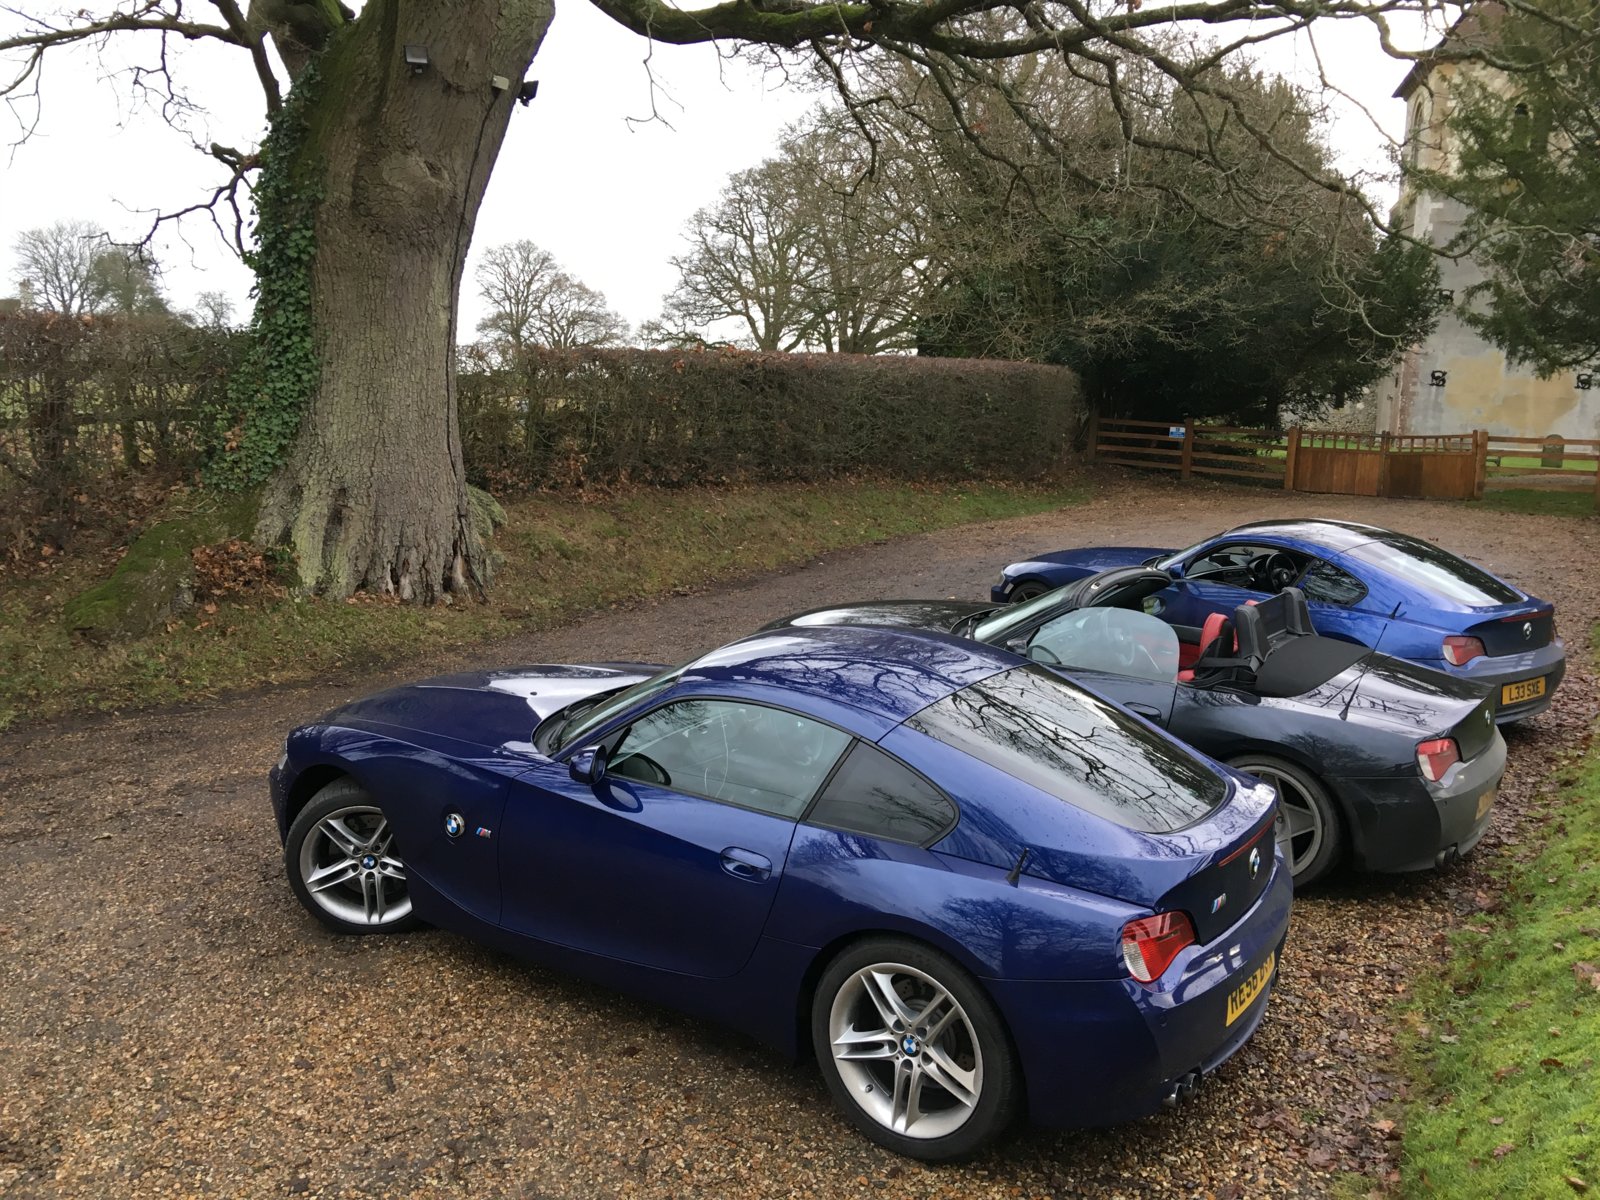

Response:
(1233, 587), (1314, 670)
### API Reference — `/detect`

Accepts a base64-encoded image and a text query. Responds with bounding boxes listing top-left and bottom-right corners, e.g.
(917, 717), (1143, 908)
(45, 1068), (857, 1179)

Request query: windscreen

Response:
(1347, 535), (1521, 606)
(546, 666), (685, 751)
(973, 584), (1074, 643)
(906, 665), (1227, 834)
(1028, 607), (1179, 683)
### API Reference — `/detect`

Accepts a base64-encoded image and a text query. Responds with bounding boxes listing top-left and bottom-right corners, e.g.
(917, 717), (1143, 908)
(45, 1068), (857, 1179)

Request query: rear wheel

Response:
(285, 779), (419, 935)
(812, 937), (1021, 1161)
(1229, 755), (1342, 885)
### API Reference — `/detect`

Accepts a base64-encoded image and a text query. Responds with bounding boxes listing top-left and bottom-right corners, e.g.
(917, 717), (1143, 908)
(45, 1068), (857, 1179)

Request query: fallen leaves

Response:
(192, 538), (282, 601)
(1575, 962), (1600, 992)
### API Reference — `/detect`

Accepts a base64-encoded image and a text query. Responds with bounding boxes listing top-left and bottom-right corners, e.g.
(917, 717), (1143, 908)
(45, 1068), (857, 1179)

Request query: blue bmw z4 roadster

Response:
(271, 625), (1291, 1160)
(994, 518), (1564, 723)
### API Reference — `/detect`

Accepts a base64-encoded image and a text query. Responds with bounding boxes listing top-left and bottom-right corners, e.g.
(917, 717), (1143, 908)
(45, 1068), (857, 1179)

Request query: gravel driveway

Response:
(2, 479), (1595, 1200)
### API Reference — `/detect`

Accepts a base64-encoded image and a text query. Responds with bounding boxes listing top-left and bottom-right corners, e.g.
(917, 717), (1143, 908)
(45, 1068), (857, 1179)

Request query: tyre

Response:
(1229, 754), (1343, 886)
(284, 778), (419, 935)
(812, 937), (1021, 1161)
(1008, 582), (1048, 603)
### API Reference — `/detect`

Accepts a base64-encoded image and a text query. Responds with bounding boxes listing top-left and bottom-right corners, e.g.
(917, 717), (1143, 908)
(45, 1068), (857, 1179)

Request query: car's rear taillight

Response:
(1443, 635), (1487, 666)
(1417, 737), (1461, 783)
(1121, 911), (1196, 983)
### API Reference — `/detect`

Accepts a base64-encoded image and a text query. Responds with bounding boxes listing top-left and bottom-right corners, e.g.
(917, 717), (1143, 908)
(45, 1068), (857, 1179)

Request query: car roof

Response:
(1221, 518), (1391, 552)
(678, 625), (1022, 726)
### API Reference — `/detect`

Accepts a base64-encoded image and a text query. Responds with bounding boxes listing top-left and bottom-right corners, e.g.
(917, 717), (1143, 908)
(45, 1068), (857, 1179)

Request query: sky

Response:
(0, 3), (1445, 335)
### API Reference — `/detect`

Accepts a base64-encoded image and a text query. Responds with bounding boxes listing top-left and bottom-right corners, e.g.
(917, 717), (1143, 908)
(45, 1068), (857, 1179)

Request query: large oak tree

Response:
(1, 0), (1547, 600)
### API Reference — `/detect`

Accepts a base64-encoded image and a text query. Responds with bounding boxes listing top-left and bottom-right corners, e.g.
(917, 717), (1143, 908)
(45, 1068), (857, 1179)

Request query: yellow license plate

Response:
(1226, 949), (1276, 1027)
(1501, 677), (1546, 706)
(1476, 788), (1497, 822)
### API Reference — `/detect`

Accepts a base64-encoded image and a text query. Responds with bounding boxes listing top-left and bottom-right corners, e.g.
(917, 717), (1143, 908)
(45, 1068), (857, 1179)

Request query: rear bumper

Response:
(1443, 640), (1566, 724)
(989, 850), (1293, 1128)
(1335, 732), (1507, 873)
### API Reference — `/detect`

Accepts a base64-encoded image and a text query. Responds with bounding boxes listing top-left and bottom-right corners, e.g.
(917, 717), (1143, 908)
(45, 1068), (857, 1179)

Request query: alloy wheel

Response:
(828, 962), (984, 1140)
(1258, 766), (1325, 878)
(296, 804), (412, 927)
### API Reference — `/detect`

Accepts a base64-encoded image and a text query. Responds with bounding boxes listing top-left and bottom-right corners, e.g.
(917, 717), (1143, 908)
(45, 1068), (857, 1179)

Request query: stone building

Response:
(1374, 8), (1597, 439)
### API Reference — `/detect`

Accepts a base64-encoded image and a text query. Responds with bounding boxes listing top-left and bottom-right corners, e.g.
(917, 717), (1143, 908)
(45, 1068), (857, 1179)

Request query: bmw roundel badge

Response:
(1522, 621), (1533, 640)
(444, 812), (465, 838)
(1247, 846), (1262, 879)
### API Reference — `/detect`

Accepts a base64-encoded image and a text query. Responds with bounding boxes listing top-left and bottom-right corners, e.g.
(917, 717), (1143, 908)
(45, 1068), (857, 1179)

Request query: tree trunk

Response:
(256, 0), (553, 600)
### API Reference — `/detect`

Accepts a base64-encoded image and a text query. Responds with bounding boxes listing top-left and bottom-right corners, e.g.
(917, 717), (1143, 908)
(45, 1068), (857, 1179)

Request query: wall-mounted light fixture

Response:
(1578, 372), (1593, 391)
(1429, 369), (1448, 388)
(1437, 288), (1455, 305)
(517, 79), (540, 106)
(404, 44), (430, 75)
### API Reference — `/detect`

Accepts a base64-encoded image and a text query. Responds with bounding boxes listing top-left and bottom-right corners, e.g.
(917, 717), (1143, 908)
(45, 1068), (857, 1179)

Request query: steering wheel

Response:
(1252, 551), (1300, 592)
(1029, 642), (1063, 666)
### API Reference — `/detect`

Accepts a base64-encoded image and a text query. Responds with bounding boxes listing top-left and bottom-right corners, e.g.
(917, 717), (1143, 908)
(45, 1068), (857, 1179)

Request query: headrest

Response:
(1233, 587), (1313, 666)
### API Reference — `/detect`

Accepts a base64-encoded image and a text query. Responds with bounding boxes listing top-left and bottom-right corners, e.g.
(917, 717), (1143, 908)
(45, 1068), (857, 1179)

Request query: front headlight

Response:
(996, 573), (1010, 589)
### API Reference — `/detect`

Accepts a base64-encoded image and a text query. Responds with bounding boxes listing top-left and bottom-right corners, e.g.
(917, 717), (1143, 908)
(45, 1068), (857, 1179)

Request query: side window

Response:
(1030, 607), (1180, 683)
(806, 742), (956, 845)
(1299, 560), (1367, 607)
(608, 699), (850, 818)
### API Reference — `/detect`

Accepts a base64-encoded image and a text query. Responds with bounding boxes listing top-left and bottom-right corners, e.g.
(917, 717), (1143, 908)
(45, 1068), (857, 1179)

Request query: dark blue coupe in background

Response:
(271, 626), (1290, 1160)
(993, 519), (1564, 723)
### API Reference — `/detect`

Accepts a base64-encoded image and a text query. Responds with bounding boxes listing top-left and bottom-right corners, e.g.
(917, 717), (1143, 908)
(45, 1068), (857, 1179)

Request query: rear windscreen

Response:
(906, 665), (1227, 833)
(1347, 535), (1521, 606)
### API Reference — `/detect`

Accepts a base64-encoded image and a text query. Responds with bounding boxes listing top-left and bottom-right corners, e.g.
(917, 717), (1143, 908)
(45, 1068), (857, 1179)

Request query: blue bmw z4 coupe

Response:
(271, 625), (1291, 1160)
(993, 518), (1564, 723)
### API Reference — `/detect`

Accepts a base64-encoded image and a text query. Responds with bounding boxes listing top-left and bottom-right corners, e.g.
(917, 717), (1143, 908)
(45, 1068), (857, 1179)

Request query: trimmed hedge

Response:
(458, 347), (1082, 491)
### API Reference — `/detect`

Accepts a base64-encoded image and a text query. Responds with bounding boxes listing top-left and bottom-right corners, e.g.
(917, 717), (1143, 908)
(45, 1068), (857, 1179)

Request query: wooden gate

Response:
(1290, 431), (1485, 501)
(1293, 432), (1383, 497)
(1383, 435), (1482, 500)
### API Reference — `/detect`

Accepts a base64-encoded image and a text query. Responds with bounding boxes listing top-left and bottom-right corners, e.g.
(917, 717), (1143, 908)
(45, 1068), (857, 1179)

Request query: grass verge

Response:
(1396, 681), (1600, 1196)
(1477, 489), (1597, 518)
(0, 478), (1083, 731)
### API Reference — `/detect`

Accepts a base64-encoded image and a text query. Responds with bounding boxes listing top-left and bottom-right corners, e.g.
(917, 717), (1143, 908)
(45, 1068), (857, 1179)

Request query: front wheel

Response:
(1008, 581), (1048, 603)
(1229, 754), (1343, 886)
(285, 778), (419, 935)
(812, 938), (1021, 1162)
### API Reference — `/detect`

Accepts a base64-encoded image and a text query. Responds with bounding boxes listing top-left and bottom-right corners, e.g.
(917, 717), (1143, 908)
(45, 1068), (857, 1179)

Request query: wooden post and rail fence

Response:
(1084, 415), (1600, 510)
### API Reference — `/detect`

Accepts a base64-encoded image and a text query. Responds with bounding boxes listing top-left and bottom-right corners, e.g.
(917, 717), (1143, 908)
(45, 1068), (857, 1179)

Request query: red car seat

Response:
(1178, 612), (1235, 682)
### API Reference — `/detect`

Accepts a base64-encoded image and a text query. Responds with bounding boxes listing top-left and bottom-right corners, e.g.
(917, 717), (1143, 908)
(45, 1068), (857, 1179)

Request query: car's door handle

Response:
(720, 847), (772, 882)
(1127, 703), (1164, 720)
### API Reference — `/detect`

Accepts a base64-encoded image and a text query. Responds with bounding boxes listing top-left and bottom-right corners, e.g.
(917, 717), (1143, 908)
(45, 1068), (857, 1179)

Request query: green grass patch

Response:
(1476, 489), (1597, 518)
(0, 478), (1084, 730)
(1487, 455), (1594, 474)
(1396, 684), (1600, 1196)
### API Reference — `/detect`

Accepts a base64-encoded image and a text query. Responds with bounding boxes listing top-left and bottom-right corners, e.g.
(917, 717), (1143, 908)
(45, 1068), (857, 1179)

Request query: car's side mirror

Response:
(1167, 561), (1185, 579)
(568, 746), (605, 785)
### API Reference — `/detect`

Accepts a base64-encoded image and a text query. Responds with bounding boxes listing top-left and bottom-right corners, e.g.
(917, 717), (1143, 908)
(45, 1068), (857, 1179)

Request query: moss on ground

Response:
(0, 478), (1083, 730)
(60, 491), (261, 642)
